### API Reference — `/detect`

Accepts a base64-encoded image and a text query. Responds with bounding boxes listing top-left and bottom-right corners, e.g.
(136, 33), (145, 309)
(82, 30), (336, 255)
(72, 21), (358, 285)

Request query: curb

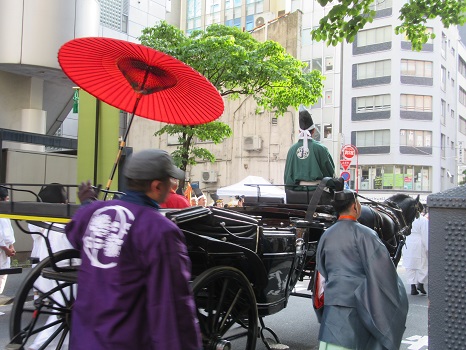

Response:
(0, 295), (14, 306)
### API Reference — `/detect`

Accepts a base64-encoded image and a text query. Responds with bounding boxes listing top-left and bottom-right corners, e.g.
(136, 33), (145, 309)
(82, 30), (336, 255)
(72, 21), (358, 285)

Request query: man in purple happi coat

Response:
(66, 149), (201, 350)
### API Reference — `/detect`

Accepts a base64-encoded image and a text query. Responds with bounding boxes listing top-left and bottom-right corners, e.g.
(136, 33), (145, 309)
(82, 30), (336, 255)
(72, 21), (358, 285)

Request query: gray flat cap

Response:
(123, 149), (184, 180)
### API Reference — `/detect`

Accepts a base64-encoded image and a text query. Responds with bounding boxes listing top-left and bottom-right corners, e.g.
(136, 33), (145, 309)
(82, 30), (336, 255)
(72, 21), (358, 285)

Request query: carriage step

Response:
(264, 338), (289, 350)
(41, 267), (78, 283)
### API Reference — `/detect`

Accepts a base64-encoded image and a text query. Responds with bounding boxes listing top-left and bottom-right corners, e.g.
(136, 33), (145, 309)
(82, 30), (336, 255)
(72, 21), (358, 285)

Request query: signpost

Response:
(340, 144), (359, 191)
(340, 171), (351, 182)
(342, 145), (356, 160)
(340, 160), (351, 170)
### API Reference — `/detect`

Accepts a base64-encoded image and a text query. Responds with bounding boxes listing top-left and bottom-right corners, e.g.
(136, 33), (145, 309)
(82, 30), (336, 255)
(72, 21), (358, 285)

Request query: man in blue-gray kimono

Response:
(66, 149), (201, 350)
(315, 190), (408, 350)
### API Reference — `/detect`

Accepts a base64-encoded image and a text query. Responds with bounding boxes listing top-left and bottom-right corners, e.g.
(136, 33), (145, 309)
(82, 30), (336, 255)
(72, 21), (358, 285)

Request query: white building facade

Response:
(339, 2), (460, 199)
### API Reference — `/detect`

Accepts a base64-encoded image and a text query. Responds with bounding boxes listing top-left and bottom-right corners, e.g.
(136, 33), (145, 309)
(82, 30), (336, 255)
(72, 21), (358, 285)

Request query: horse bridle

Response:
(357, 194), (412, 237)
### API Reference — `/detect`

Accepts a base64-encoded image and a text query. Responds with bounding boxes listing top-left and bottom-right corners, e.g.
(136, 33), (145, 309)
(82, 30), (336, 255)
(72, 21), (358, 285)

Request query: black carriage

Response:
(1, 180), (420, 350)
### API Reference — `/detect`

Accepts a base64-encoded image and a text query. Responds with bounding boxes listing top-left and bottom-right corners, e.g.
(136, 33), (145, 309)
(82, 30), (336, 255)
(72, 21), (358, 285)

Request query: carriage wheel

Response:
(192, 266), (258, 350)
(9, 249), (80, 350)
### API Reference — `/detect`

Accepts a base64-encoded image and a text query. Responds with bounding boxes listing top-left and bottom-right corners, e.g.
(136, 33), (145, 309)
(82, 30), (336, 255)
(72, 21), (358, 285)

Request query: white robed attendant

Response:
(402, 215), (428, 295)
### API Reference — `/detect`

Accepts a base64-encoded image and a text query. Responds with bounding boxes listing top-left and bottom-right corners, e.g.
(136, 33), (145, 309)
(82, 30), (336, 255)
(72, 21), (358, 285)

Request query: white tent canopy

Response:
(216, 176), (286, 199)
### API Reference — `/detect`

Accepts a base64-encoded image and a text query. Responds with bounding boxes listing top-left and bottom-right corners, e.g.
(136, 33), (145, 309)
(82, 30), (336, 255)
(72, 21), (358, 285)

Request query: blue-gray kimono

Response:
(315, 218), (408, 350)
(66, 191), (201, 350)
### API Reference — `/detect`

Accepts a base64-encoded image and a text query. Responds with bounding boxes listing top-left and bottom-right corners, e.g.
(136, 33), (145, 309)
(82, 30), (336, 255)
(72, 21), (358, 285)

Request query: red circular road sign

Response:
(342, 145), (356, 159)
(340, 171), (351, 182)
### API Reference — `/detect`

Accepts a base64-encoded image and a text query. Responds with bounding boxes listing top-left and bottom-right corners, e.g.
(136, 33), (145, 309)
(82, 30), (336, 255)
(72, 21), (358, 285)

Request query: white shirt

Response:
(0, 218), (15, 247)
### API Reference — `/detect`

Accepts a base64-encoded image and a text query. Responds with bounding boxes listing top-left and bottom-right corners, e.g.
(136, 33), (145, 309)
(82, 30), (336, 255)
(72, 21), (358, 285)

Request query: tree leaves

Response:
(311, 0), (465, 52)
(396, 0), (465, 51)
(140, 22), (324, 116)
(140, 22), (324, 174)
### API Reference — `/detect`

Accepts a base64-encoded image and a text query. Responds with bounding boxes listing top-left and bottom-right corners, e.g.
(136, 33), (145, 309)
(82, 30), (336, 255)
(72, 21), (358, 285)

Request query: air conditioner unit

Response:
(254, 12), (275, 27)
(244, 135), (262, 151)
(202, 171), (218, 183)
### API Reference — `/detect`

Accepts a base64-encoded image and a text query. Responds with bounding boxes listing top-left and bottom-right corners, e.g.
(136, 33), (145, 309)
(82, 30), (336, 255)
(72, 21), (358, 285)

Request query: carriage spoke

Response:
(37, 283), (73, 309)
(54, 279), (69, 305)
(36, 322), (67, 350)
(218, 288), (242, 334)
(212, 278), (230, 331)
(56, 326), (69, 350)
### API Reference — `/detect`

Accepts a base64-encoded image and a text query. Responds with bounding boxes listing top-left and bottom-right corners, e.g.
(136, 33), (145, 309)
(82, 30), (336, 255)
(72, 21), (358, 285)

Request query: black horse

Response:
(358, 193), (423, 266)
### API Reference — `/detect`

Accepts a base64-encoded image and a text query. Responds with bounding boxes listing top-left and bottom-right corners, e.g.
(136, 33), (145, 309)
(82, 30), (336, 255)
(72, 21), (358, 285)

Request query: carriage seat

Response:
(243, 196), (284, 206)
(285, 189), (314, 204)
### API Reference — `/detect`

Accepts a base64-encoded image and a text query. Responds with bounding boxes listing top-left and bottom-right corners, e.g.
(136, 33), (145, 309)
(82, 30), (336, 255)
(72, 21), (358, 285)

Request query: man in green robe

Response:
(284, 106), (335, 192)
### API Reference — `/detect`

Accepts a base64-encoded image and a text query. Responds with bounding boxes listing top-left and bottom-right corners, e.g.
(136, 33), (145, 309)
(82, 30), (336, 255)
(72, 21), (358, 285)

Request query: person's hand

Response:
(8, 244), (15, 257)
(1, 245), (14, 257)
(78, 181), (101, 204)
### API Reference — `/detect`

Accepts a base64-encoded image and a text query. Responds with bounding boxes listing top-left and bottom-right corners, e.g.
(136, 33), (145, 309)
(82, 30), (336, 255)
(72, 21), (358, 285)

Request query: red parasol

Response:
(58, 37), (224, 125)
(58, 37), (225, 197)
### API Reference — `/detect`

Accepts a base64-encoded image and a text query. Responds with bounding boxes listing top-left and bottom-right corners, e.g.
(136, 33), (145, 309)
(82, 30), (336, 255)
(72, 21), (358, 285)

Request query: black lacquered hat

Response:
(334, 190), (357, 202)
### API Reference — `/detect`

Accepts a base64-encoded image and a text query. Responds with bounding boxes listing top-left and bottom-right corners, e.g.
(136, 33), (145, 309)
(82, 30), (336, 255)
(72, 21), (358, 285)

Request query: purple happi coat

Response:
(66, 191), (201, 350)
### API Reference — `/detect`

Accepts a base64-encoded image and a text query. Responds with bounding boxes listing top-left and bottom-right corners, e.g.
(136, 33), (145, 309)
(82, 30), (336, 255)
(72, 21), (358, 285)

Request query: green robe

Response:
(284, 139), (335, 190)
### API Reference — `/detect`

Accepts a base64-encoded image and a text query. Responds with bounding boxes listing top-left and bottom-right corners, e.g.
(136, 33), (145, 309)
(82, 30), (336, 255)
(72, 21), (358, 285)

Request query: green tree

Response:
(140, 22), (324, 182)
(460, 169), (466, 185)
(312, 0), (466, 51)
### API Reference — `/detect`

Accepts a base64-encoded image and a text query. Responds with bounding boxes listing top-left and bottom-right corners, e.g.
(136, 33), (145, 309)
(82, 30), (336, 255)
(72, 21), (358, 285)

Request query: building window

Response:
(441, 66), (446, 90)
(357, 60), (391, 79)
(225, 0), (242, 28)
(325, 57), (334, 71)
(441, 32), (447, 57)
(355, 129), (390, 147)
(317, 124), (333, 139)
(460, 116), (466, 135)
(312, 58), (322, 72)
(206, 0), (221, 25)
(369, 0), (392, 11)
(246, 0), (263, 15)
(324, 124), (333, 139)
(460, 86), (466, 106)
(400, 94), (432, 112)
(325, 90), (333, 105)
(441, 99), (446, 125)
(441, 133), (446, 158)
(451, 109), (455, 119)
(302, 60), (310, 73)
(187, 0), (202, 31)
(100, 0), (129, 33)
(359, 164), (431, 191)
(357, 26), (391, 47)
(459, 56), (466, 78)
(402, 27), (433, 44)
(356, 94), (391, 113)
(400, 129), (432, 147)
(400, 59), (433, 78)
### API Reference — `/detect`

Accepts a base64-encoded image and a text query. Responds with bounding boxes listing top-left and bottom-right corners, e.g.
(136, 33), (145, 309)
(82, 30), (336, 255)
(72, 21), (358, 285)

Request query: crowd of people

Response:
(0, 140), (430, 350)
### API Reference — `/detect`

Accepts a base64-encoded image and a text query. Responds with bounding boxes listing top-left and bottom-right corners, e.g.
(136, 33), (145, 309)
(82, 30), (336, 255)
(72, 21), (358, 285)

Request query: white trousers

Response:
(406, 268), (428, 284)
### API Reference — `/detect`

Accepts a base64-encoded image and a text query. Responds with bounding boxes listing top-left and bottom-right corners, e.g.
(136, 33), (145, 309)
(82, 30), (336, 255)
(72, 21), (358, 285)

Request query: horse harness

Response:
(365, 199), (411, 244)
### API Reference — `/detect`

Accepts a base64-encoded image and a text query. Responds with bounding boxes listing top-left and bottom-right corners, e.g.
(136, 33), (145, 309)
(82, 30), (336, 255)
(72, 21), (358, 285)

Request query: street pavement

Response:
(0, 264), (428, 349)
